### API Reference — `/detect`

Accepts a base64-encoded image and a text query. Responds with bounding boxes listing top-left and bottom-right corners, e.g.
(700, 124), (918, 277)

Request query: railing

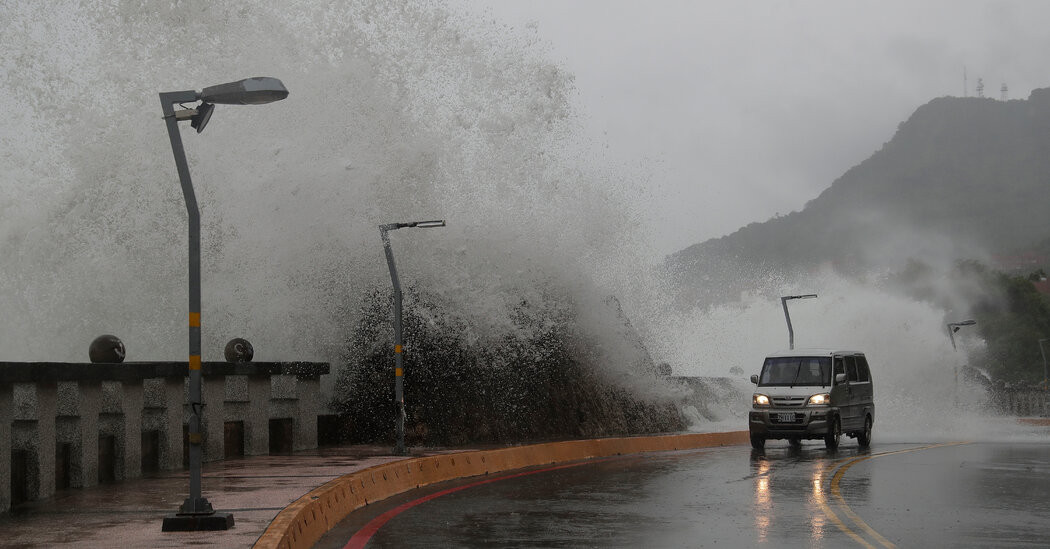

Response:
(0, 361), (328, 514)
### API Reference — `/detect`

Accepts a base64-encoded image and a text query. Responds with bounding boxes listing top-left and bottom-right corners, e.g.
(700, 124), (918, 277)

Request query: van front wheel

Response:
(824, 417), (841, 450)
(750, 432), (766, 451)
(857, 416), (872, 448)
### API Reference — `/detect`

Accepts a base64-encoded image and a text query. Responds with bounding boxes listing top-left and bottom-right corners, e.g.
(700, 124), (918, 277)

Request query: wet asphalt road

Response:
(319, 440), (1050, 548)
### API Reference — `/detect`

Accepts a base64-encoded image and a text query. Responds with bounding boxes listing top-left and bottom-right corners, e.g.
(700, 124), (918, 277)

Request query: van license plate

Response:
(777, 413), (796, 422)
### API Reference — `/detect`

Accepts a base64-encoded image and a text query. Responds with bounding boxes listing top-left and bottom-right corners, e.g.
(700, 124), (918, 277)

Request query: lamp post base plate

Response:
(162, 512), (234, 531)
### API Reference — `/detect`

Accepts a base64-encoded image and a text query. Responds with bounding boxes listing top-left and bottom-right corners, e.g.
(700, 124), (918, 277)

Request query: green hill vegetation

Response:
(888, 260), (1050, 383)
(669, 88), (1050, 383)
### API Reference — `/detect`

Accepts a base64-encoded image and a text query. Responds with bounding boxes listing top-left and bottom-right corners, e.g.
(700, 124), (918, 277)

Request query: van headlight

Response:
(807, 393), (831, 406)
(753, 394), (770, 407)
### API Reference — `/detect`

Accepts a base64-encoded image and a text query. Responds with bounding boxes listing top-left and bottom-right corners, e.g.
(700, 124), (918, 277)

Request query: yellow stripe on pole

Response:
(189, 312), (201, 327)
(394, 345), (403, 354)
(189, 355), (201, 371)
(395, 368), (403, 377)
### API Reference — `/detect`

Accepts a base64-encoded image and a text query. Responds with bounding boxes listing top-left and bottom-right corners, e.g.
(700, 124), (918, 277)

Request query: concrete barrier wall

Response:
(254, 430), (749, 549)
(0, 361), (328, 513)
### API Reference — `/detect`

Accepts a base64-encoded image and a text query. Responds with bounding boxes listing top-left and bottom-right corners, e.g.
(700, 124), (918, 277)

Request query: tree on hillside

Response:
(970, 271), (1050, 383)
(887, 259), (1050, 383)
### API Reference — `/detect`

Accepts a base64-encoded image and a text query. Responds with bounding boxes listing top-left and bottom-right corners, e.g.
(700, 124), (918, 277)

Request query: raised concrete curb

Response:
(253, 430), (749, 549)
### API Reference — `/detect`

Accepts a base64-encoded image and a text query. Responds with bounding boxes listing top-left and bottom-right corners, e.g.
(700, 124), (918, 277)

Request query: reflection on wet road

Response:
(319, 440), (1050, 548)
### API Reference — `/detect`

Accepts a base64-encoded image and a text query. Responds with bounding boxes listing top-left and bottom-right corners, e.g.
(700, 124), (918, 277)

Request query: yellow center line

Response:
(813, 460), (877, 548)
(823, 441), (972, 548)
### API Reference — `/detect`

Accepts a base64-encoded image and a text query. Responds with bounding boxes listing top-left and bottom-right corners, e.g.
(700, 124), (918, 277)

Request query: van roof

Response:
(765, 348), (865, 358)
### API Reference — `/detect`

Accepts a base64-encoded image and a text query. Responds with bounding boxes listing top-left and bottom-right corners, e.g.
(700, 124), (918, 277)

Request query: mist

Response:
(0, 2), (649, 371)
(1, 1), (1045, 444)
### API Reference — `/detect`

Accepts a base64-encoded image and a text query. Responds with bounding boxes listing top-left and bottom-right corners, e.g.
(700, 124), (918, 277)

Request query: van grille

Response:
(772, 396), (806, 407)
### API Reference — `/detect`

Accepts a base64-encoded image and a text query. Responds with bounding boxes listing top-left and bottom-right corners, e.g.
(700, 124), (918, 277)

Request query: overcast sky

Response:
(458, 1), (1050, 257)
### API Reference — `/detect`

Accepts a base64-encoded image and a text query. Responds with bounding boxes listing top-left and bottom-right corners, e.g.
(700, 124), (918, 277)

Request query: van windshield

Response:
(759, 357), (831, 387)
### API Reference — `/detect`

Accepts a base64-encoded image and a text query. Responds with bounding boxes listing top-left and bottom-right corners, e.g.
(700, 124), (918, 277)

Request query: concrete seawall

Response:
(255, 430), (749, 549)
(0, 361), (329, 514)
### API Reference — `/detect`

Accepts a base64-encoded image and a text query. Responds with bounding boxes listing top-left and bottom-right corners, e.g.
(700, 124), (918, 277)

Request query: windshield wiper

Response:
(790, 360), (802, 387)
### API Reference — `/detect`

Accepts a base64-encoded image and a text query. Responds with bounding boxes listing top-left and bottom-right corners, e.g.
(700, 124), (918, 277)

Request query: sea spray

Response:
(1, 1), (1030, 445)
(0, 2), (640, 361)
(0, 0), (673, 440)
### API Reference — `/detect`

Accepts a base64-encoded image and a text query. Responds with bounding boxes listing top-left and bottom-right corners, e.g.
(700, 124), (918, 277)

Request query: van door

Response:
(830, 355), (849, 426)
(843, 355), (861, 430)
(853, 354), (874, 426)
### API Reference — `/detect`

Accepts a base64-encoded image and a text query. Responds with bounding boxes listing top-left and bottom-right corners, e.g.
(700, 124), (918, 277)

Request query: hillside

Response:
(669, 88), (1050, 307)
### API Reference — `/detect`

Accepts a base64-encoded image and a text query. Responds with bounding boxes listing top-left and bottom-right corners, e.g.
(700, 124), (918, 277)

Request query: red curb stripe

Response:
(344, 457), (620, 549)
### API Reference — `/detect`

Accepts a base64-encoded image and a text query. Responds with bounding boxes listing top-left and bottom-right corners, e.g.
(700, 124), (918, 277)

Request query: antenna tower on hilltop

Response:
(976, 78), (985, 98)
(1001, 83), (1009, 101)
(963, 66), (968, 97)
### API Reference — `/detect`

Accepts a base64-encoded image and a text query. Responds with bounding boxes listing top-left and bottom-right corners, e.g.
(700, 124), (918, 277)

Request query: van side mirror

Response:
(750, 374), (759, 384)
(835, 373), (846, 383)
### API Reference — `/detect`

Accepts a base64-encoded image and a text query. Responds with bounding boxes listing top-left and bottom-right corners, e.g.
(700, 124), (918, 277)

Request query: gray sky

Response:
(458, 1), (1050, 257)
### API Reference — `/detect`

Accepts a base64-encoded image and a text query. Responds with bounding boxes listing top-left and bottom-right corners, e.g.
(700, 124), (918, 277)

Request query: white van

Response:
(748, 349), (874, 450)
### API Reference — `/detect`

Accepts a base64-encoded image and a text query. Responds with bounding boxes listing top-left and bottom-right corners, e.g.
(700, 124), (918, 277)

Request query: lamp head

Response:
(382, 220), (447, 231)
(783, 293), (818, 301)
(199, 77), (289, 105)
(190, 102), (214, 133)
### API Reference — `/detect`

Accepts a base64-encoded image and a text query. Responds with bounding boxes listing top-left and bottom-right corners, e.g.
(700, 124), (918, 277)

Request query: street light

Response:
(379, 220), (446, 456)
(780, 294), (817, 350)
(946, 319), (976, 406)
(947, 319), (976, 351)
(158, 77), (288, 532)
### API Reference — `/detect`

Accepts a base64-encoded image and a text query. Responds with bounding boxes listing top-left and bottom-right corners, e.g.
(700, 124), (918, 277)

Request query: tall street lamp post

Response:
(781, 294), (817, 350)
(159, 77), (288, 531)
(379, 220), (445, 456)
(947, 319), (976, 406)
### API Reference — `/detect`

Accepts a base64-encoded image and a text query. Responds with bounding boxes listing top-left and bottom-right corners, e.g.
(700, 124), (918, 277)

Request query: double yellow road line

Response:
(814, 441), (971, 548)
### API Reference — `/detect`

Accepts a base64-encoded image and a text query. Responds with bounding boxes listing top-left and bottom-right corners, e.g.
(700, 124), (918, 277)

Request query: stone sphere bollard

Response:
(224, 338), (254, 363)
(89, 335), (126, 363)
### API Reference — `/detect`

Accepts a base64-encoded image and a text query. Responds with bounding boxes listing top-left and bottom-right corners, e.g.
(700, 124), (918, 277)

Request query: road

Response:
(319, 439), (1050, 548)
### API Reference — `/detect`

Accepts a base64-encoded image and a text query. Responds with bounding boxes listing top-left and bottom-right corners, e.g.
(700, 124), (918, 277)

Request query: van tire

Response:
(824, 417), (841, 450)
(857, 416), (872, 448)
(750, 432), (765, 451)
